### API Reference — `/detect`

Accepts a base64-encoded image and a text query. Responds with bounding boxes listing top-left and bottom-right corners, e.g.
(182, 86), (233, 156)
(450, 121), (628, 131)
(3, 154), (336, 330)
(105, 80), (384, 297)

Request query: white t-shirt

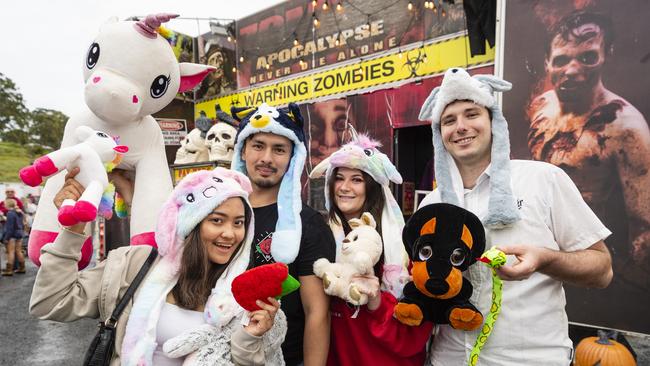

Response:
(419, 159), (611, 366)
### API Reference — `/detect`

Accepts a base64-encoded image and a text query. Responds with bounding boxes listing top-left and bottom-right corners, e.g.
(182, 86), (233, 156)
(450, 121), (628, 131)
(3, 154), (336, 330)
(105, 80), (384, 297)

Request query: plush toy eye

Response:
(212, 177), (223, 183)
(150, 75), (170, 99)
(363, 149), (374, 157)
(186, 193), (195, 203)
(96, 132), (109, 138)
(86, 42), (100, 69)
(418, 246), (432, 261)
(450, 248), (466, 266)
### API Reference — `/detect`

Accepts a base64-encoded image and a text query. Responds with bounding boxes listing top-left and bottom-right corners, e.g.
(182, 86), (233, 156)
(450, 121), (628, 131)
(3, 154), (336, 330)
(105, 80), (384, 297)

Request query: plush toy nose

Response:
(342, 238), (350, 244)
(114, 145), (129, 153)
(425, 278), (450, 295)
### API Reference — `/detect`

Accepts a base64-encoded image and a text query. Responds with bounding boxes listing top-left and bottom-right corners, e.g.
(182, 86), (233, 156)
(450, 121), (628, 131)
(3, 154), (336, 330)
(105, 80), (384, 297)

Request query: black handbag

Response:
(83, 247), (158, 366)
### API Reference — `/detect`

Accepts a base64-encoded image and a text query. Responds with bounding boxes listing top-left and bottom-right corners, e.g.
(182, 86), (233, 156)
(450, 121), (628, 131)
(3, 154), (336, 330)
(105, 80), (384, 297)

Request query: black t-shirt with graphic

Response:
(251, 203), (336, 366)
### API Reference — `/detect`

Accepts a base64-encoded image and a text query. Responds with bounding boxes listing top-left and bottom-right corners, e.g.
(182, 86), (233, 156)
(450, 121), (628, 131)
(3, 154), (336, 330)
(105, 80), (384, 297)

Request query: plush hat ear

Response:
(418, 86), (440, 121)
(213, 167), (252, 193)
(74, 126), (94, 142)
(287, 102), (304, 128)
(473, 74), (512, 93)
(155, 197), (180, 259)
(360, 212), (377, 229)
(380, 154), (403, 184)
(231, 106), (257, 122)
(309, 156), (331, 179)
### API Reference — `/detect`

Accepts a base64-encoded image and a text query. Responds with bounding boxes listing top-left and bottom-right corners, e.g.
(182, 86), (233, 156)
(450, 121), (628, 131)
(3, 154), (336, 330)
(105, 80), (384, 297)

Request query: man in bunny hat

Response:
(417, 68), (613, 365)
(230, 102), (336, 366)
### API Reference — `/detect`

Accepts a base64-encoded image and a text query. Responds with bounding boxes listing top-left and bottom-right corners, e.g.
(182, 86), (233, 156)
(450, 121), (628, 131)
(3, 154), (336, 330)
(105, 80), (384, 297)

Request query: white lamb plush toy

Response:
(313, 212), (383, 305)
(28, 13), (215, 269)
(20, 126), (128, 225)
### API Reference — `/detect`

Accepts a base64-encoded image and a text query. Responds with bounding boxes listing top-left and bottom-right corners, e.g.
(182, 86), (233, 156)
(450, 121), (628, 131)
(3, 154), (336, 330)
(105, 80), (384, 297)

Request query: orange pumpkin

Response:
(574, 330), (636, 366)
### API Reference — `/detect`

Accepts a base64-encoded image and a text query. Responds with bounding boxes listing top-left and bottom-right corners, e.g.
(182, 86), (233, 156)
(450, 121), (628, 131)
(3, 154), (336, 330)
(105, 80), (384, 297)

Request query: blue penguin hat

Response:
(230, 102), (306, 264)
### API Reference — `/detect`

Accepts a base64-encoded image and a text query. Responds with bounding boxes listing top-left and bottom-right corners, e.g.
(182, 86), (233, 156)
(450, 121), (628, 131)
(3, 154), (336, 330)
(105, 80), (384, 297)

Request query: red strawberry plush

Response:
(232, 263), (300, 311)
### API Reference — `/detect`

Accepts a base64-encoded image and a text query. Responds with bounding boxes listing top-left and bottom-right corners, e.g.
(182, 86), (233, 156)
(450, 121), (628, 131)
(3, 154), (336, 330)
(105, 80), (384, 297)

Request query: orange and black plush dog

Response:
(394, 203), (486, 330)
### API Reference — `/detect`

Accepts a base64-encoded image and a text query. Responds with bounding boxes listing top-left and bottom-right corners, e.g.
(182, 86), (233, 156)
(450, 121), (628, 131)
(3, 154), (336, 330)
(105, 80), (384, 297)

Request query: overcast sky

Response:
(0, 0), (284, 116)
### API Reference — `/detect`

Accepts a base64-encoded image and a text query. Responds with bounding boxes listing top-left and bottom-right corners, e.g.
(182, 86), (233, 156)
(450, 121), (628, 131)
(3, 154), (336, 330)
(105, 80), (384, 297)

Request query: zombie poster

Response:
(195, 23), (237, 101)
(235, 0), (465, 87)
(502, 0), (650, 333)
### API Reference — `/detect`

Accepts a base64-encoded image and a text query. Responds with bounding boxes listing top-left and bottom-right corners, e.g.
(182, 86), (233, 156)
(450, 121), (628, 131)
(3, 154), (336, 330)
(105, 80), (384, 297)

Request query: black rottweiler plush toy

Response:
(394, 203), (486, 330)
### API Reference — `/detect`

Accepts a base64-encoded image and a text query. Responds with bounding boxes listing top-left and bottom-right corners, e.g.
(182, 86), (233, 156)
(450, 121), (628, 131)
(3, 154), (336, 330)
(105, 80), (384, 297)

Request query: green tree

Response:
(0, 72), (30, 144)
(30, 108), (68, 150)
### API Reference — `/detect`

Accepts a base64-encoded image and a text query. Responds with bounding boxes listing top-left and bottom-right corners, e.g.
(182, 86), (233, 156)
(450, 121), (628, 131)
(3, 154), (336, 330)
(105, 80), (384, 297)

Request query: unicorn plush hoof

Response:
(58, 206), (79, 226)
(19, 166), (43, 187)
(34, 156), (58, 176)
(72, 201), (98, 222)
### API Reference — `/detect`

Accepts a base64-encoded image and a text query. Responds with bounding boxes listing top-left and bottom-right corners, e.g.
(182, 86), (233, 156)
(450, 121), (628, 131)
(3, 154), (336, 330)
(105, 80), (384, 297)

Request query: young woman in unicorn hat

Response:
(29, 167), (286, 365)
(309, 134), (434, 365)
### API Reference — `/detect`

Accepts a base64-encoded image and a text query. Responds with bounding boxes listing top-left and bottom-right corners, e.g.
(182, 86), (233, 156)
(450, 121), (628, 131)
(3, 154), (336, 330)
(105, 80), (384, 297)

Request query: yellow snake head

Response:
(478, 248), (507, 269)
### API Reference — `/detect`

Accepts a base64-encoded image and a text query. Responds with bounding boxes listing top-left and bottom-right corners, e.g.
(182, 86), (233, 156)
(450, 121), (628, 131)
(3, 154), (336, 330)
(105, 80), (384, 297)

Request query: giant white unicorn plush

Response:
(28, 13), (215, 269)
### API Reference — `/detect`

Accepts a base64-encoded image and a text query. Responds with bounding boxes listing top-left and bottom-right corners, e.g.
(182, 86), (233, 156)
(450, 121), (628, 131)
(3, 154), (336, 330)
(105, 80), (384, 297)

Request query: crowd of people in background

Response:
(1, 187), (38, 276)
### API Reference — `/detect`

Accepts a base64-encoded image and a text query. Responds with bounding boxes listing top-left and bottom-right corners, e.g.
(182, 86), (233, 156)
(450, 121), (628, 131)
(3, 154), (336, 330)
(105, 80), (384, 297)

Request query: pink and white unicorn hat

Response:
(122, 167), (254, 366)
(309, 135), (410, 299)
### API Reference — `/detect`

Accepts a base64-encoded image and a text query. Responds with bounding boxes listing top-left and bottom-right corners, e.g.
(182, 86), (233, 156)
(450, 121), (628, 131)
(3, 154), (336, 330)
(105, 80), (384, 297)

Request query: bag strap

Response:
(106, 247), (158, 326)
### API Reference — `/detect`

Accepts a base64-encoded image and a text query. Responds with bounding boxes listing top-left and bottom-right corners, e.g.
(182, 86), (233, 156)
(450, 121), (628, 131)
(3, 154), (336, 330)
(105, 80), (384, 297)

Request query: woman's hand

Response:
(351, 274), (381, 311)
(107, 169), (135, 207)
(53, 168), (86, 234)
(243, 297), (280, 337)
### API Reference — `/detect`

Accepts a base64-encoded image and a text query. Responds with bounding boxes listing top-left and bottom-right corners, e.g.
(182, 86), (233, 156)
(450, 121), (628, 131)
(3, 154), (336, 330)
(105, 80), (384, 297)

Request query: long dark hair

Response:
(327, 167), (385, 236)
(171, 197), (252, 310)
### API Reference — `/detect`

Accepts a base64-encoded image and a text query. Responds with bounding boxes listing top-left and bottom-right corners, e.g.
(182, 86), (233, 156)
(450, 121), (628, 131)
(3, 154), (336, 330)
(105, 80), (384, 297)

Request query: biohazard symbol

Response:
(403, 49), (427, 78)
(231, 95), (241, 107)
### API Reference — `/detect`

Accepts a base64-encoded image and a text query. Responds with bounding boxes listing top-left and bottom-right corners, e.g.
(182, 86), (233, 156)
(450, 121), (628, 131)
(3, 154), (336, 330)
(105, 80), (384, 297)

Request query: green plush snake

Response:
(468, 248), (507, 366)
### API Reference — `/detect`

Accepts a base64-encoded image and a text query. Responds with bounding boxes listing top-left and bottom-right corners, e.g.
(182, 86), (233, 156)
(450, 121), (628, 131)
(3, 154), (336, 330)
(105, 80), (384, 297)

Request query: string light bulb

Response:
(232, 66), (236, 73)
(407, 1), (413, 11)
(335, 37), (340, 46)
(311, 0), (317, 7)
(294, 37), (299, 46)
(265, 64), (270, 70)
(398, 50), (403, 59)
(239, 56), (244, 62)
(441, 8), (446, 17)
(227, 35), (232, 42)
(313, 13), (320, 27)
(322, 1), (329, 10)
(336, 1), (342, 11)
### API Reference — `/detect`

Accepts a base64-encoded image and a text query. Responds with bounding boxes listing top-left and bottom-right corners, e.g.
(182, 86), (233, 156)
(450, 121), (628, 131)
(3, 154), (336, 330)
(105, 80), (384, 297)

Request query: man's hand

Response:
(351, 274), (381, 311)
(107, 169), (135, 207)
(495, 244), (550, 281)
(244, 297), (280, 337)
(53, 168), (86, 234)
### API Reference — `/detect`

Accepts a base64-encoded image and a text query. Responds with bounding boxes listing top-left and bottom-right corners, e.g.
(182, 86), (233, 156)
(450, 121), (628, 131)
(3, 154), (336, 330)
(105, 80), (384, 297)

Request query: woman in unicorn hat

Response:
(309, 134), (434, 366)
(30, 167), (286, 365)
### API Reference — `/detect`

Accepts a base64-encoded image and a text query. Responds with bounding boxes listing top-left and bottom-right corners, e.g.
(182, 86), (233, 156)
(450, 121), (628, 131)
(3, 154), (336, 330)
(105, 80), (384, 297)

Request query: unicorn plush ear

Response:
(178, 63), (217, 93)
(418, 86), (440, 121)
(74, 126), (94, 142)
(214, 167), (253, 194)
(309, 156), (331, 179)
(473, 74), (512, 93)
(231, 106), (257, 123)
(155, 198), (180, 259)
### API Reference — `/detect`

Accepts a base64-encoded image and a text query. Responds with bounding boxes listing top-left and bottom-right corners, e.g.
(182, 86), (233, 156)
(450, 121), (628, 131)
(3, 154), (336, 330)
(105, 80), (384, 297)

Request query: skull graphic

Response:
(174, 128), (210, 164)
(205, 123), (237, 162)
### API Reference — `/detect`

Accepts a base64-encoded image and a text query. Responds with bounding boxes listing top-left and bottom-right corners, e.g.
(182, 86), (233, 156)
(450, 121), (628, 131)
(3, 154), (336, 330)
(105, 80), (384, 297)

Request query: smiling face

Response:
(439, 101), (492, 168)
(199, 197), (246, 265)
(241, 132), (292, 189)
(333, 167), (367, 221)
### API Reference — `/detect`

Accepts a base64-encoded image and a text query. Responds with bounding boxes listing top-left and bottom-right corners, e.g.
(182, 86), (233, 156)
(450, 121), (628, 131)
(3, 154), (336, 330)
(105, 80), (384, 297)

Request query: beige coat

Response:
(29, 228), (282, 365)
